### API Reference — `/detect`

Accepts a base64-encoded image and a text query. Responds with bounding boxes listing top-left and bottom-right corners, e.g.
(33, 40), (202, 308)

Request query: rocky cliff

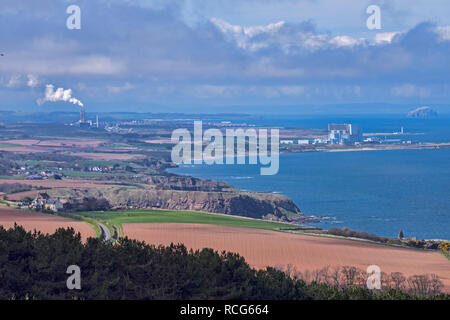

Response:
(407, 106), (438, 118)
(50, 186), (303, 221)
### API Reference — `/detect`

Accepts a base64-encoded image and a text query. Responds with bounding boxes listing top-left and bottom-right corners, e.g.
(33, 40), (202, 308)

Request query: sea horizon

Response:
(169, 116), (450, 240)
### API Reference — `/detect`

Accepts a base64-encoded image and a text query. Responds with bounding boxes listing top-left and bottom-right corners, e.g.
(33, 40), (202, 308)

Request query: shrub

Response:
(274, 265), (446, 298)
(327, 227), (382, 242)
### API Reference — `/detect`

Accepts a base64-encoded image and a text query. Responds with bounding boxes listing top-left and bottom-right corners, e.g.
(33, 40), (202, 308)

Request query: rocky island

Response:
(407, 106), (438, 118)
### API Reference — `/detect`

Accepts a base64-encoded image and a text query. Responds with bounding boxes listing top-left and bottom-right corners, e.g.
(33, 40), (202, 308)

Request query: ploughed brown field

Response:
(123, 223), (450, 292)
(7, 190), (50, 201)
(0, 139), (42, 146)
(1, 139), (104, 147)
(0, 146), (51, 153)
(0, 179), (117, 190)
(0, 206), (95, 241)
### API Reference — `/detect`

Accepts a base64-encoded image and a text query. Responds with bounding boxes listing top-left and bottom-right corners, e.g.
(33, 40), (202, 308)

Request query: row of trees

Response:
(0, 183), (33, 195)
(275, 264), (444, 297)
(327, 227), (448, 251)
(0, 225), (448, 300)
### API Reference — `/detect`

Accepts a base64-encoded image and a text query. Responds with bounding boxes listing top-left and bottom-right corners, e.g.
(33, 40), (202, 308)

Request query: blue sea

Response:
(169, 115), (450, 240)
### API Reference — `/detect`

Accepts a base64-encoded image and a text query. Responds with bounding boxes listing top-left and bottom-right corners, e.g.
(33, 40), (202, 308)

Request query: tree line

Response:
(0, 225), (449, 300)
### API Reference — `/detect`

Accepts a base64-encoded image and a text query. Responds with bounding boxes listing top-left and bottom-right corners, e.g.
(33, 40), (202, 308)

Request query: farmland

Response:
(74, 209), (296, 236)
(122, 222), (450, 293)
(71, 208), (450, 293)
(0, 121), (448, 298)
(0, 206), (95, 241)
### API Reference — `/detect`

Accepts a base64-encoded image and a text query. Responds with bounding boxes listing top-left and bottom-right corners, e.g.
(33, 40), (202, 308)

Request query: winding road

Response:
(99, 223), (111, 241)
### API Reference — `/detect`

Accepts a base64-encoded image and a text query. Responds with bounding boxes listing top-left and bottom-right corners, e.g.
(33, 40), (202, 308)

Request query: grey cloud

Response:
(0, 0), (449, 109)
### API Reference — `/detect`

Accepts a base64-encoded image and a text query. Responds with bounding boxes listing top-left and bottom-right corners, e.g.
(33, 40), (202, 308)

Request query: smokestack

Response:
(80, 108), (86, 123)
(96, 115), (99, 128)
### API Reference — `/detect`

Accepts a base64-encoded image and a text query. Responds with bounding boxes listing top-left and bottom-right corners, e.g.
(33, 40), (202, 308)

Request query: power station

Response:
(72, 107), (99, 128)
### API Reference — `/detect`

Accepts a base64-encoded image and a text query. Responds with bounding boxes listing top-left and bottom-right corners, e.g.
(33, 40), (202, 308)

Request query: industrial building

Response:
(328, 124), (363, 144)
(71, 107), (99, 128)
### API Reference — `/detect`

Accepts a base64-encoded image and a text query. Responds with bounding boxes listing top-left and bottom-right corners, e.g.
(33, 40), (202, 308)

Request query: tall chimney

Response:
(80, 108), (86, 123)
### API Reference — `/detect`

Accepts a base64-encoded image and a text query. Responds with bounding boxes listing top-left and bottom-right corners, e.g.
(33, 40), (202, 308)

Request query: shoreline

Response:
(169, 145), (450, 241)
(284, 142), (450, 154)
(184, 142), (450, 161)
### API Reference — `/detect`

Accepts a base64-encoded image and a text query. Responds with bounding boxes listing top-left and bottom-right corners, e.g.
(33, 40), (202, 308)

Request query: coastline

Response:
(283, 142), (450, 154)
(189, 142), (450, 161)
(169, 146), (450, 241)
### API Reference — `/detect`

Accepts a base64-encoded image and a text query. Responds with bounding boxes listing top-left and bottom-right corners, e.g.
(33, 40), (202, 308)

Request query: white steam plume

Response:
(37, 84), (84, 107)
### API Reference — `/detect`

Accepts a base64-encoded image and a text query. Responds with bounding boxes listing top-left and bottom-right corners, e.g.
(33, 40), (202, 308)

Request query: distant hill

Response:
(407, 106), (438, 118)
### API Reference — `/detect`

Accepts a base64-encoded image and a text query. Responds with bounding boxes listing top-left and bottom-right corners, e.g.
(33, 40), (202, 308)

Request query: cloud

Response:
(6, 74), (21, 88)
(391, 84), (431, 98)
(107, 82), (134, 93)
(211, 18), (372, 52)
(1, 54), (125, 76)
(374, 32), (401, 44)
(37, 84), (84, 107)
(210, 18), (330, 52)
(329, 35), (365, 48)
(0, 1), (450, 110)
(434, 26), (450, 41)
(27, 74), (38, 88)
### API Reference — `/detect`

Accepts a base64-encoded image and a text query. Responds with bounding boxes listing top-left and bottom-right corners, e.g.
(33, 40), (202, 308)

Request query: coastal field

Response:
(74, 209), (450, 292)
(74, 152), (143, 160)
(0, 206), (95, 241)
(3, 202), (450, 292)
(75, 209), (296, 235)
(122, 222), (450, 292)
(0, 139), (104, 147)
(0, 178), (118, 190)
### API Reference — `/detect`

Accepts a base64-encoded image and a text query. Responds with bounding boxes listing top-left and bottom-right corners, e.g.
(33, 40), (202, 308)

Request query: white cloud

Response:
(27, 74), (38, 87)
(211, 18), (370, 52)
(435, 26), (450, 41)
(243, 21), (285, 37)
(6, 74), (21, 88)
(1, 54), (125, 76)
(210, 18), (243, 34)
(278, 85), (305, 96)
(107, 82), (134, 93)
(391, 84), (431, 98)
(329, 35), (365, 48)
(374, 32), (401, 44)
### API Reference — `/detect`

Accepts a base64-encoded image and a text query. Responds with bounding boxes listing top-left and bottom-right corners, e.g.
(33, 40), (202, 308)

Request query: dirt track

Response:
(0, 206), (95, 241)
(123, 223), (450, 292)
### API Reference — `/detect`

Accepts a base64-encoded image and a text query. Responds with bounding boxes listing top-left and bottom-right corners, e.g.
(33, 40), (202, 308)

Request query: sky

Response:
(1, 0), (450, 114)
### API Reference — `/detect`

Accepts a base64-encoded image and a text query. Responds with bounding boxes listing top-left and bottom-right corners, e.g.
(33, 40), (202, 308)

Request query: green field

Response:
(0, 143), (24, 148)
(136, 143), (172, 151)
(0, 175), (26, 180)
(59, 169), (134, 178)
(75, 209), (294, 237)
